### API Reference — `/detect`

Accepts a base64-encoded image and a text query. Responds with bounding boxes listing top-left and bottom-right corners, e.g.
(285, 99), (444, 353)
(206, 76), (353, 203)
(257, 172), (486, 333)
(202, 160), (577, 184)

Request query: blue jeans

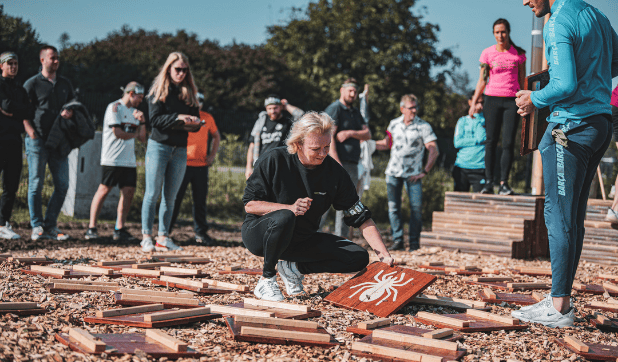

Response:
(25, 137), (69, 229)
(386, 175), (422, 248)
(141, 139), (187, 236)
(539, 115), (612, 297)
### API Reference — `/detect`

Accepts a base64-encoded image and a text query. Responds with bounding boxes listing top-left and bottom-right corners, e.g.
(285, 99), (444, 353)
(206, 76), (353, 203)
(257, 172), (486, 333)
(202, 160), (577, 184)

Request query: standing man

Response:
(85, 82), (146, 241)
(0, 52), (32, 240)
(514, 0), (618, 327)
(375, 94), (439, 251)
(325, 78), (371, 237)
(23, 45), (76, 241)
(245, 95), (303, 179)
(170, 93), (221, 245)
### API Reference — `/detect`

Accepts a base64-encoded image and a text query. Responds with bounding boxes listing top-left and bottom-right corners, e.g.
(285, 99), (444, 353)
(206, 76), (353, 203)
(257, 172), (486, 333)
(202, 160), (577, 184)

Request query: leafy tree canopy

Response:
(0, 5), (41, 83)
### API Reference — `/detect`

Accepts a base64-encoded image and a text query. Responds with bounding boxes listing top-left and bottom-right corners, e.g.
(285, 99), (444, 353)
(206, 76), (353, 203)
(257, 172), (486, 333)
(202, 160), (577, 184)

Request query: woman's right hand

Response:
(468, 105), (477, 118)
(290, 197), (312, 216)
(178, 114), (199, 124)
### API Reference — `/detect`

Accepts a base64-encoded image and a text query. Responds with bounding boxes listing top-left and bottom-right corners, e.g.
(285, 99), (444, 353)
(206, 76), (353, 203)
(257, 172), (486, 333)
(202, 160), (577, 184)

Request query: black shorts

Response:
(101, 166), (137, 188)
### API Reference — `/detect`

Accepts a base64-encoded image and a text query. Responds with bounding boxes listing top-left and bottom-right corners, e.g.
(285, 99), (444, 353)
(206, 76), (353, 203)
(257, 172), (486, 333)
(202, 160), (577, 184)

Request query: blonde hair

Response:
(286, 112), (333, 154)
(148, 52), (198, 107)
(400, 94), (418, 107)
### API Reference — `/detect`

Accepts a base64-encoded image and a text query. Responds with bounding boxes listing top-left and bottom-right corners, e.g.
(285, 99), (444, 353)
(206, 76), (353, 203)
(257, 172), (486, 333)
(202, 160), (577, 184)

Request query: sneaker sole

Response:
(518, 316), (574, 328)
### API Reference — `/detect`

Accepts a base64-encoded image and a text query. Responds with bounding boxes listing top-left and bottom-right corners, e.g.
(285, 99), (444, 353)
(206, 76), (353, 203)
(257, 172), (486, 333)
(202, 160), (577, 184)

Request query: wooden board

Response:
(588, 315), (618, 333)
(520, 70), (550, 156)
(465, 280), (550, 292)
(346, 324), (463, 341)
(84, 307), (220, 328)
(0, 302), (46, 316)
(132, 262), (171, 269)
(413, 312), (528, 333)
(46, 282), (119, 294)
(408, 294), (487, 310)
(55, 332), (202, 358)
(553, 338), (618, 361)
(97, 260), (137, 266)
(352, 329), (466, 362)
(584, 301), (618, 313)
(21, 268), (122, 279)
(477, 291), (540, 306)
(510, 268), (552, 277)
(324, 262), (436, 317)
(157, 257), (211, 264)
(114, 293), (203, 309)
(224, 317), (337, 348)
(7, 257), (53, 265)
(226, 302), (321, 320)
(121, 269), (208, 279)
(419, 264), (483, 276)
(573, 283), (618, 296)
(597, 273), (618, 282)
(218, 268), (263, 275)
(150, 278), (250, 294)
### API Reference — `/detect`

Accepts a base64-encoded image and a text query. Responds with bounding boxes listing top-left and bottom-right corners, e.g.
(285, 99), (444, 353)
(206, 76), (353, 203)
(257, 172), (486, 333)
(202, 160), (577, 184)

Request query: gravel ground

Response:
(1, 221), (617, 362)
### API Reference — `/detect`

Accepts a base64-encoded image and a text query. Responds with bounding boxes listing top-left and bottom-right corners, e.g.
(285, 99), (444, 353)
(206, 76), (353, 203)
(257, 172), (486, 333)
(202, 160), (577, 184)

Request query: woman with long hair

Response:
(140, 52), (201, 252)
(470, 18), (526, 195)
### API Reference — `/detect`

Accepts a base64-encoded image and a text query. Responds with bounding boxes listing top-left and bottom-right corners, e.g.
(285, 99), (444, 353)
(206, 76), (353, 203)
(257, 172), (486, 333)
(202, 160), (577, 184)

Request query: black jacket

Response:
(0, 76), (32, 141)
(148, 85), (199, 147)
(45, 101), (95, 157)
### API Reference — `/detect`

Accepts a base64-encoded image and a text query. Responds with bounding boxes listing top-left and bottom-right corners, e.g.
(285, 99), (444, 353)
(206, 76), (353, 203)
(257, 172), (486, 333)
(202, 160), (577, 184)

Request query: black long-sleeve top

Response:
(243, 147), (372, 241)
(0, 75), (32, 141)
(148, 85), (199, 147)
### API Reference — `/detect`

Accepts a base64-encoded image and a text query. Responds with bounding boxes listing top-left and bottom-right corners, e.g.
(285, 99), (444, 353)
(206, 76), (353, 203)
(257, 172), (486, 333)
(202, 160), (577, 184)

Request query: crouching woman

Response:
(242, 111), (394, 301)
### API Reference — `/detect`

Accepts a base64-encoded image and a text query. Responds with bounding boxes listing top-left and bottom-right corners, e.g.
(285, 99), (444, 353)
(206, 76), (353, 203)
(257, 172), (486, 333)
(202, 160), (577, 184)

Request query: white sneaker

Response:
(140, 237), (154, 252)
(515, 301), (575, 328)
(0, 223), (20, 240)
(45, 227), (70, 241)
(277, 260), (305, 296)
(155, 236), (182, 251)
(605, 208), (618, 223)
(254, 276), (285, 301)
(31, 226), (46, 241)
(514, 294), (552, 315)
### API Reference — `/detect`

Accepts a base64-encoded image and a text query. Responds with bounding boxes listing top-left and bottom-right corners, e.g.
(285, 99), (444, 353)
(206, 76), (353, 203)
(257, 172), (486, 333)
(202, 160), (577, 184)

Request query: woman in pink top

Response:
(469, 19), (526, 195)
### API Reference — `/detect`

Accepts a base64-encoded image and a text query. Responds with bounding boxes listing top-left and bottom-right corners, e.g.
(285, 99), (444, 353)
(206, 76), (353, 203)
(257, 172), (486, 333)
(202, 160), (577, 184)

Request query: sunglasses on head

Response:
(174, 67), (188, 73)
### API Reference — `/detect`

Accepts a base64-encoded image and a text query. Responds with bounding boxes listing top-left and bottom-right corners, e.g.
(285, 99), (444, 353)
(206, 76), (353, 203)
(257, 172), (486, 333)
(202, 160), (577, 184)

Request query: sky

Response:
(4, 0), (618, 89)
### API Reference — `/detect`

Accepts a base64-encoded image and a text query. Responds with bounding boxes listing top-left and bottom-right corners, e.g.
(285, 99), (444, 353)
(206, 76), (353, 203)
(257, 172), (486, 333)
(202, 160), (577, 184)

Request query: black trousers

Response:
(170, 166), (209, 236)
(452, 166), (485, 192)
(242, 209), (369, 278)
(483, 95), (520, 183)
(0, 139), (22, 225)
(612, 105), (618, 141)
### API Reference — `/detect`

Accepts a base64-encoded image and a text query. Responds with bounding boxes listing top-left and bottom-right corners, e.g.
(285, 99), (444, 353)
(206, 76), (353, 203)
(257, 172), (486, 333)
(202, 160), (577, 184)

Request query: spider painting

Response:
(348, 270), (414, 306)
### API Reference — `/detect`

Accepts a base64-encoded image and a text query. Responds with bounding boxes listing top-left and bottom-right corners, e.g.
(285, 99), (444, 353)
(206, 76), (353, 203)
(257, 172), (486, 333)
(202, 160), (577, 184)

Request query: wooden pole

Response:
(597, 166), (606, 200)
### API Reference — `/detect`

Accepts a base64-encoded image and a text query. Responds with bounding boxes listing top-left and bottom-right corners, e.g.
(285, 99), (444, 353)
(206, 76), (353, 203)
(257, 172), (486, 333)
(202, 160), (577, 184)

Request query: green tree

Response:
(0, 5), (41, 83)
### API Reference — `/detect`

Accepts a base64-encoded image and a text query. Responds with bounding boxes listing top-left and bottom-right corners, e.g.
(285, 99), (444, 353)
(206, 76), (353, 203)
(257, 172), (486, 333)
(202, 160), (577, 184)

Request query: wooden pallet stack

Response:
(580, 199), (618, 265)
(421, 192), (547, 259)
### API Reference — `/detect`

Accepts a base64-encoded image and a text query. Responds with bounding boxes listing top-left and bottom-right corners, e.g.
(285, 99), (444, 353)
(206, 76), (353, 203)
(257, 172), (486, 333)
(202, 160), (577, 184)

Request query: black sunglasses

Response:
(174, 67), (188, 73)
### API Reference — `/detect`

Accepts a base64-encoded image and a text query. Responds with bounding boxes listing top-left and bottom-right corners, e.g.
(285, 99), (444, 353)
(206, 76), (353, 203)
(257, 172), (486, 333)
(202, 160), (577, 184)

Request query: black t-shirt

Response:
(243, 147), (371, 241)
(324, 100), (365, 163)
(258, 117), (292, 155)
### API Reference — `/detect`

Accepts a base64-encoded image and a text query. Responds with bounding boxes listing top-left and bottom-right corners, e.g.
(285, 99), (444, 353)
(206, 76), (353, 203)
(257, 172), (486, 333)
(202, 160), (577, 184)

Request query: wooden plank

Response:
(427, 262), (444, 266)
(132, 262), (171, 269)
(49, 280), (119, 286)
(96, 304), (165, 318)
(515, 267), (552, 275)
(411, 295), (486, 309)
(144, 307), (211, 322)
(71, 265), (113, 275)
(594, 312), (612, 326)
(8, 257), (47, 262)
(120, 294), (200, 306)
(154, 253), (195, 258)
(357, 318), (391, 330)
(603, 282), (618, 293)
(564, 335), (589, 353)
(416, 312), (469, 328)
(240, 326), (330, 343)
(422, 328), (453, 339)
(68, 328), (106, 353)
(481, 268), (501, 274)
(234, 315), (318, 329)
(483, 288), (497, 300)
(159, 275), (206, 288)
(202, 279), (249, 292)
(159, 267), (203, 275)
(145, 329), (188, 352)
(532, 292), (545, 302)
(372, 329), (458, 351)
(51, 283), (118, 292)
(0, 302), (39, 310)
(163, 257), (210, 263)
(243, 298), (310, 312)
(30, 265), (68, 275)
(225, 265), (241, 271)
(119, 288), (194, 298)
(208, 305), (274, 318)
(121, 268), (161, 276)
(351, 341), (442, 362)
(466, 309), (518, 325)
(97, 260), (137, 266)
(506, 283), (549, 289)
(598, 273), (618, 281)
(589, 301), (618, 309)
(459, 265), (478, 271)
(473, 277), (513, 282)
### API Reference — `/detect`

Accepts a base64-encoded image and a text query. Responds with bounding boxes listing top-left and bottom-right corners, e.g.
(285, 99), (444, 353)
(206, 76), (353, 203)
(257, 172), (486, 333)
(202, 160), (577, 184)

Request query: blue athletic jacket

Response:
(453, 113), (485, 170)
(530, 0), (618, 124)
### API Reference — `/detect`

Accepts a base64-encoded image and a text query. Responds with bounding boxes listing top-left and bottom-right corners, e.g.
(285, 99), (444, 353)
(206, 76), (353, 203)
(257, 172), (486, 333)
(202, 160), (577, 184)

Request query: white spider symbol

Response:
(348, 270), (414, 305)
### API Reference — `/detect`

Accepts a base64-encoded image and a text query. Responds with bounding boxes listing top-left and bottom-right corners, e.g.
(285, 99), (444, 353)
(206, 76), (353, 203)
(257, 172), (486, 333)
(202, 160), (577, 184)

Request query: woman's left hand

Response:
(379, 255), (394, 267)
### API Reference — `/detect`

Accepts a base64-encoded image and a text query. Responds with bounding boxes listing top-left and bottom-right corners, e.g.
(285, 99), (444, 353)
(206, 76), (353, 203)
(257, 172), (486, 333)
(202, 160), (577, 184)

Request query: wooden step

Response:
(432, 212), (526, 228)
(444, 205), (535, 218)
(432, 222), (525, 239)
(420, 237), (516, 258)
(421, 231), (518, 246)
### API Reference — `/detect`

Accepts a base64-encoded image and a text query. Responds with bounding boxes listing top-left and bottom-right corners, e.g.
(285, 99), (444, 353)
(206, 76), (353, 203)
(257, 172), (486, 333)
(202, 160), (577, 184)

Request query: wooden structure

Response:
(151, 276), (250, 294)
(21, 265), (121, 279)
(408, 294), (487, 310)
(114, 292), (203, 309)
(579, 199), (618, 265)
(572, 282), (618, 296)
(55, 328), (202, 358)
(418, 263), (484, 276)
(324, 262), (436, 317)
(520, 70), (550, 156)
(554, 337), (618, 361)
(346, 323), (463, 342)
(587, 312), (618, 333)
(584, 300), (618, 313)
(45, 280), (120, 294)
(0, 302), (46, 316)
(224, 315), (337, 348)
(223, 298), (321, 319)
(465, 280), (550, 292)
(511, 267), (552, 277)
(478, 289), (544, 306)
(413, 310), (527, 333)
(84, 304), (221, 328)
(420, 192), (547, 259)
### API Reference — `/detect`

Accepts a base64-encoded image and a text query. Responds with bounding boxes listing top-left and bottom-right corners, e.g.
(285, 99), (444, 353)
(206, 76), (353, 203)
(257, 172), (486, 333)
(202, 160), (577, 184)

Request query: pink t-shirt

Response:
(479, 45), (526, 97)
(611, 86), (618, 107)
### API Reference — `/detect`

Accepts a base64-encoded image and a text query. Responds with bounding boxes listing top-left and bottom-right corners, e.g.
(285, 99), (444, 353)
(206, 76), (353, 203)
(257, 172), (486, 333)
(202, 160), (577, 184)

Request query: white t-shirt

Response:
(384, 115), (437, 178)
(101, 99), (140, 167)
